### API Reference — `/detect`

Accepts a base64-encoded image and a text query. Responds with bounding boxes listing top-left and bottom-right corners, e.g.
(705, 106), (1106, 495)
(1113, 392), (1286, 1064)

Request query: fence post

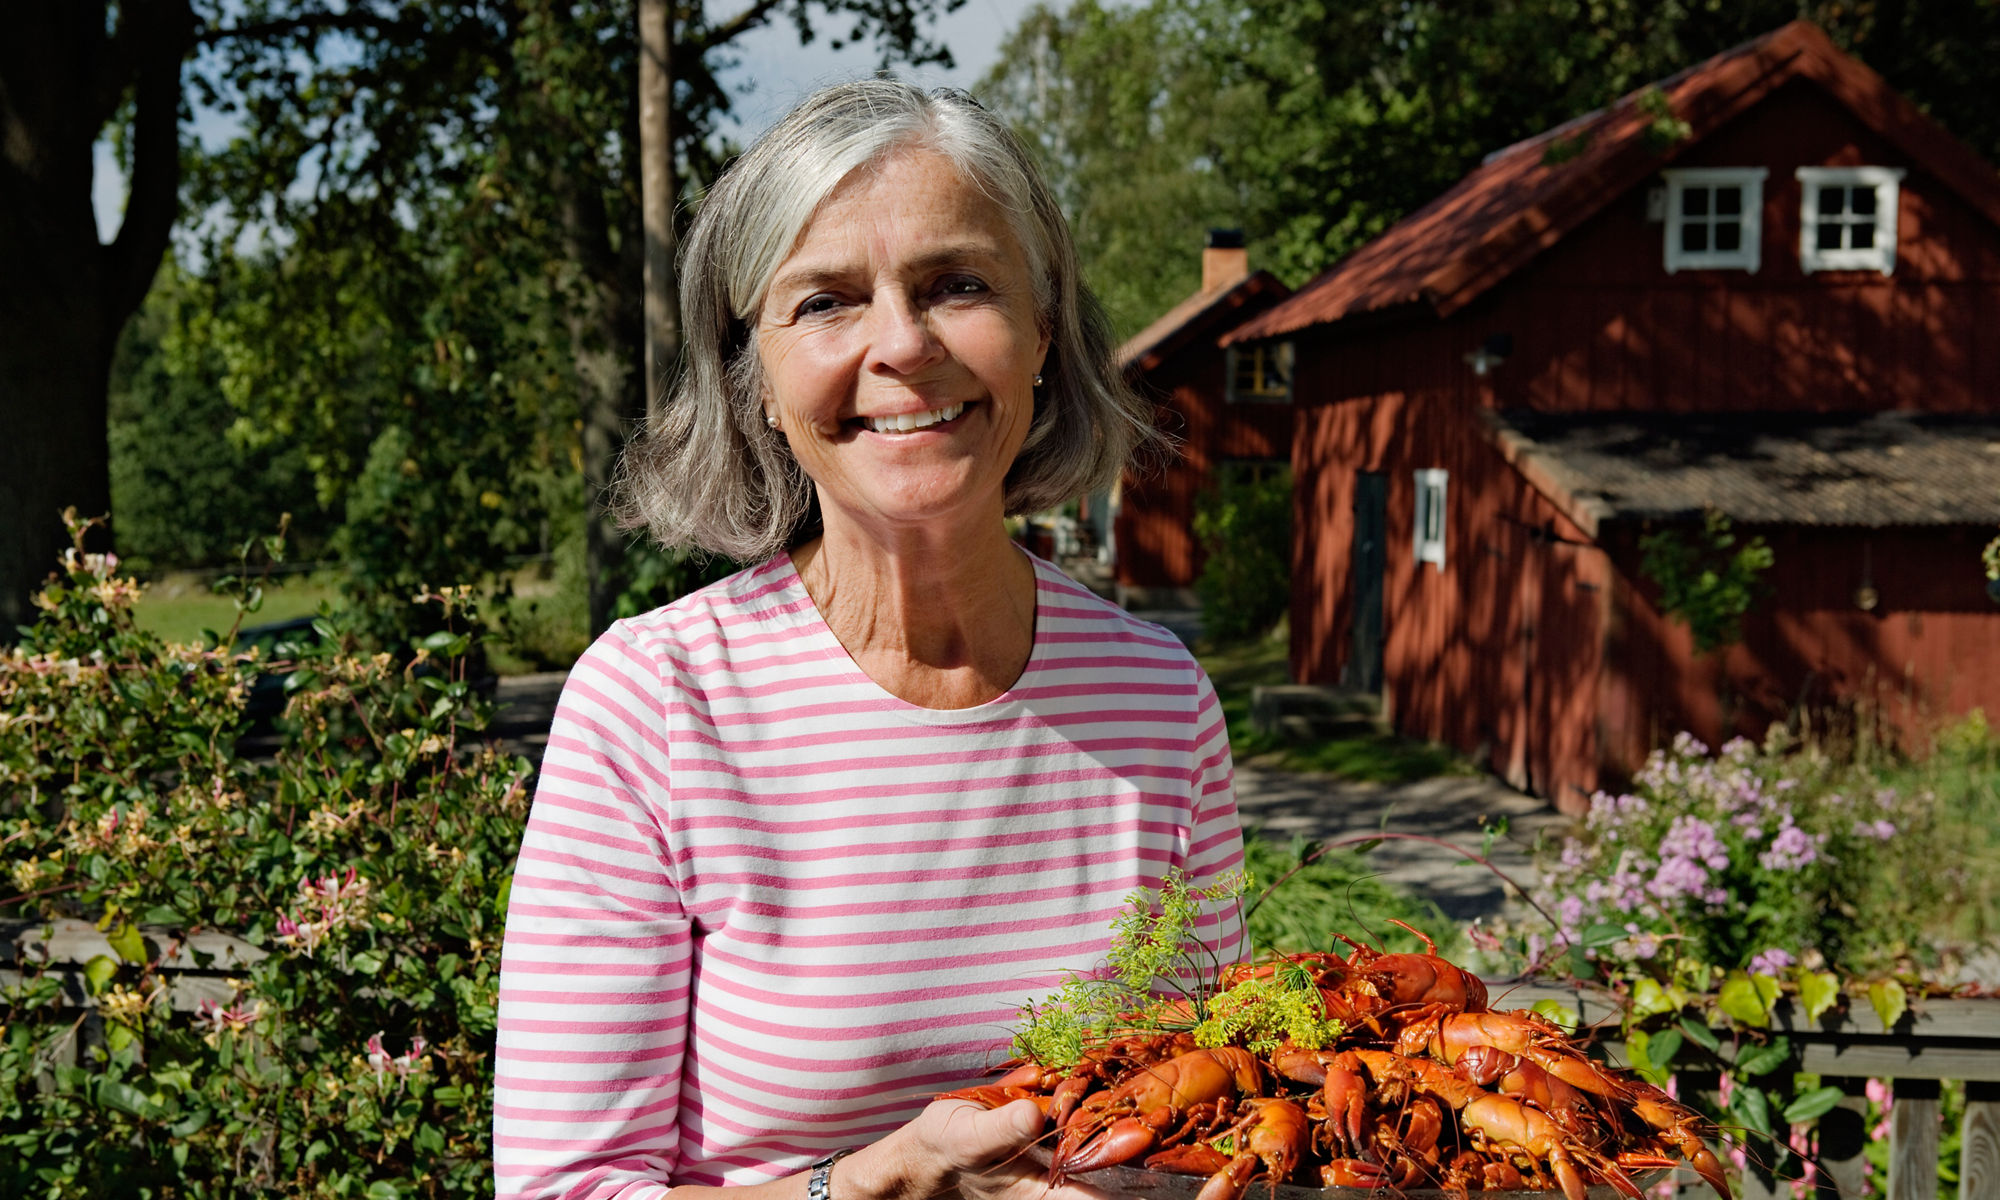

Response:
(1889, 1078), (1941, 1200)
(1964, 1081), (2000, 1200)
(1815, 1076), (1871, 1200)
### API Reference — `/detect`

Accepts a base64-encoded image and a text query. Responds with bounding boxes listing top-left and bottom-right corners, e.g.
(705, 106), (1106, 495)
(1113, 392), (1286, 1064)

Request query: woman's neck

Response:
(791, 519), (1037, 709)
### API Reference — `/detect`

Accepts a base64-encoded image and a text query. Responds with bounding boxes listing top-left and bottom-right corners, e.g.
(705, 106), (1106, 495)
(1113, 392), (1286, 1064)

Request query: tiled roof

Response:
(1486, 409), (2000, 530)
(1225, 21), (2000, 345)
(1118, 270), (1290, 374)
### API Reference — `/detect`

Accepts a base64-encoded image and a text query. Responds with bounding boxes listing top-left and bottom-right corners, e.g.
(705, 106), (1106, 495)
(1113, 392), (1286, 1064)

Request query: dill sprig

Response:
(1015, 867), (1350, 1065)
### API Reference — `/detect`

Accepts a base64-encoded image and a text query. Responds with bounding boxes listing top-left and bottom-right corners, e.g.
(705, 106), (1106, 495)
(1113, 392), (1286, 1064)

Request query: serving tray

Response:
(1024, 1147), (1668, 1200)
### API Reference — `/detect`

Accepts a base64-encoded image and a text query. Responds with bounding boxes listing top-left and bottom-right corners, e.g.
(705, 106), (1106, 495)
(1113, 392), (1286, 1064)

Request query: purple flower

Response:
(1651, 855), (1712, 904)
(1749, 947), (1795, 975)
(1660, 815), (1731, 871)
(1851, 819), (1897, 842)
(1759, 819), (1825, 871)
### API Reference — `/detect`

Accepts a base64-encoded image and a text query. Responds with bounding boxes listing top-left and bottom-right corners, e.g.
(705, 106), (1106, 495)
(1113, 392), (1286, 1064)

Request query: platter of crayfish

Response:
(941, 932), (1732, 1200)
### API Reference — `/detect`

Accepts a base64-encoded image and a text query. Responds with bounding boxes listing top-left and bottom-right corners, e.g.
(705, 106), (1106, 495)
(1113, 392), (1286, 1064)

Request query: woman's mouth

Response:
(863, 402), (967, 435)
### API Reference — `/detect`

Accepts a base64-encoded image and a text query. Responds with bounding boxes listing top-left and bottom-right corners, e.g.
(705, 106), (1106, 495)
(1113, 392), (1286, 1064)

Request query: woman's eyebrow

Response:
(767, 241), (1010, 299)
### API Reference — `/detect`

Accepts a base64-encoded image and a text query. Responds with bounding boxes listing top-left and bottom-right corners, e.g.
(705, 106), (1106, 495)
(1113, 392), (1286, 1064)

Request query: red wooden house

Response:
(1113, 232), (1294, 606)
(1220, 22), (2000, 809)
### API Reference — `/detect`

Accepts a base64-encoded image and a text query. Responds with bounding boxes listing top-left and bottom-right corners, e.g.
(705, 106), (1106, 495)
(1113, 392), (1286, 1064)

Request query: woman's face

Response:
(755, 147), (1051, 543)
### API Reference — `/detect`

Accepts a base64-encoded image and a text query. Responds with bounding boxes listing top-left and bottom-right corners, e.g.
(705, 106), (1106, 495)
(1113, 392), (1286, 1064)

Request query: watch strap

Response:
(807, 1147), (857, 1200)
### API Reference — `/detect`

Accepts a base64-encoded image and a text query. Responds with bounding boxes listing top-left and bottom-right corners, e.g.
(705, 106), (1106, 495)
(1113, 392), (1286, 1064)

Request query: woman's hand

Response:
(854, 1098), (1115, 1200)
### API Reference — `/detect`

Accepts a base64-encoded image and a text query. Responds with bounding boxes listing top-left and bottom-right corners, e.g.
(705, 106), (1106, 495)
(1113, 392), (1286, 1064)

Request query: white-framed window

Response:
(1661, 167), (1768, 273)
(1226, 341), (1294, 403)
(1797, 166), (1905, 275)
(1413, 469), (1447, 571)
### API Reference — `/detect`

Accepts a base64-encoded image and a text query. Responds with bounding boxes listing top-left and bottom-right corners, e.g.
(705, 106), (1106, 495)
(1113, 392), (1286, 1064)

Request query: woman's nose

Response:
(864, 290), (944, 374)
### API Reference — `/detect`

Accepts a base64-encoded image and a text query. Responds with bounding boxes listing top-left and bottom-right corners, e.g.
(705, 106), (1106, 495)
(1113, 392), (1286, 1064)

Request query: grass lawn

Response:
(132, 572), (342, 644)
(1195, 627), (1476, 783)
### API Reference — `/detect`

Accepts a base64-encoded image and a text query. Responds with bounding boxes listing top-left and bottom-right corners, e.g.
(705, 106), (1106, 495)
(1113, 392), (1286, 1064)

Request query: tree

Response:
(980, 0), (2000, 340)
(2, 0), (963, 638)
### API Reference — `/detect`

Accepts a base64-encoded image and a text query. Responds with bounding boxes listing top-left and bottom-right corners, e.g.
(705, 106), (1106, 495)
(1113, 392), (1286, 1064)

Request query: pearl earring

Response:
(1033, 374), (1044, 387)
(765, 414), (780, 429)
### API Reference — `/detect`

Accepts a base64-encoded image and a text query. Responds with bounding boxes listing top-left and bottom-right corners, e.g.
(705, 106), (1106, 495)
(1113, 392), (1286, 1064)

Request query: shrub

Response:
(1, 515), (527, 1198)
(1525, 730), (1938, 984)
(1193, 466), (1291, 643)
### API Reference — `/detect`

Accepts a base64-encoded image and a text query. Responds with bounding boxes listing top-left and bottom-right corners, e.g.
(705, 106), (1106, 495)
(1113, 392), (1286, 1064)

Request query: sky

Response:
(92, 0), (1042, 242)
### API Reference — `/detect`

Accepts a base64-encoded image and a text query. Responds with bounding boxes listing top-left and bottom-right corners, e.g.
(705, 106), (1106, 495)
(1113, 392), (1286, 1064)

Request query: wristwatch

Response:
(806, 1147), (857, 1200)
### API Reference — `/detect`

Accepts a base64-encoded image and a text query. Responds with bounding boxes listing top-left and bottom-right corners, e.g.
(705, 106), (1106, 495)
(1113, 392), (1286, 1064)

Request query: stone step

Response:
(1249, 684), (1385, 740)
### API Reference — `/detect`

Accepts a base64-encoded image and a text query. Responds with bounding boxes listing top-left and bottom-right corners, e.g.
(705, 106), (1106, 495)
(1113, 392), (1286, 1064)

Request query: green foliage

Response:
(1639, 510), (1774, 653)
(1192, 467), (1291, 645)
(1189, 966), (1338, 1054)
(0, 519), (528, 1197)
(1238, 834), (1457, 960)
(108, 265), (334, 572)
(1496, 724), (1997, 1195)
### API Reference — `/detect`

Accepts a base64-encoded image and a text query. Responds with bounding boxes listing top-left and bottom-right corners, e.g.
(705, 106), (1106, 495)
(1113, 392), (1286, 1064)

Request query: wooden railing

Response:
(1508, 983), (2000, 1200)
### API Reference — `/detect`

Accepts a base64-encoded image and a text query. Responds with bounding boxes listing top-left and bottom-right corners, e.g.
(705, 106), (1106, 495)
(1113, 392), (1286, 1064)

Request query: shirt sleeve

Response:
(494, 625), (690, 1200)
(1184, 663), (1248, 961)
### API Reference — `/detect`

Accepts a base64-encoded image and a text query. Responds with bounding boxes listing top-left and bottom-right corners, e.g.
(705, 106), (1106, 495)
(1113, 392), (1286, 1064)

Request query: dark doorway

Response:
(1345, 472), (1387, 693)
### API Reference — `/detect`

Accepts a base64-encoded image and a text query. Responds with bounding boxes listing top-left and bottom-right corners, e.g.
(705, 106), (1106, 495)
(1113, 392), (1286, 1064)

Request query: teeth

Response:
(866, 402), (965, 434)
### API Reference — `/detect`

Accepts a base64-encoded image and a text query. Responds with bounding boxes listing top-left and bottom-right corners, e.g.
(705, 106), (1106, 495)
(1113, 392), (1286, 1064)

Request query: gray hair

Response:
(612, 79), (1156, 561)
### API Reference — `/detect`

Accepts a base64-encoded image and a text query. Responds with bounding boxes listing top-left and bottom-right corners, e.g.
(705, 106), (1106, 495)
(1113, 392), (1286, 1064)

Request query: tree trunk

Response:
(638, 0), (679, 422)
(0, 1), (188, 638)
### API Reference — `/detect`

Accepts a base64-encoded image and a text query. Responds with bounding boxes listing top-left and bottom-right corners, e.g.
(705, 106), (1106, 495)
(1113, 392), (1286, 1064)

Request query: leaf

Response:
(106, 1023), (138, 1054)
(1630, 977), (1677, 1019)
(1531, 999), (1579, 1031)
(168, 1106), (213, 1138)
(97, 1078), (164, 1120)
(1752, 972), (1782, 1008)
(1733, 1037), (1791, 1078)
(415, 1122), (446, 1154)
(1648, 1028), (1684, 1070)
(1680, 1015), (1722, 1052)
(1867, 978), (1909, 1031)
(1796, 970), (1841, 1022)
(1784, 1086), (1849, 1124)
(492, 871), (514, 919)
(368, 1182), (403, 1200)
(105, 922), (147, 965)
(1581, 923), (1627, 950)
(350, 949), (388, 976)
(1730, 1082), (1775, 1140)
(1718, 972), (1773, 1027)
(82, 954), (119, 996)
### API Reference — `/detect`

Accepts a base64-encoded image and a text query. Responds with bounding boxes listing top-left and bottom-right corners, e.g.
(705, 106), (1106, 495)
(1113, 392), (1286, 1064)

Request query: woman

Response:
(493, 81), (1245, 1200)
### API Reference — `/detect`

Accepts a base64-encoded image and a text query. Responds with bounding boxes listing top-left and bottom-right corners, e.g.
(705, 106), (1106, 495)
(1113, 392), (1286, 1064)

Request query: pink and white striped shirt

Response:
(493, 552), (1245, 1199)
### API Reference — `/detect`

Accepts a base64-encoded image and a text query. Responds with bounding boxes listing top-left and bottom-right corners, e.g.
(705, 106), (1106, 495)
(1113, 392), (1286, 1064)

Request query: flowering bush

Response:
(1, 517), (528, 1198)
(1530, 731), (1936, 986)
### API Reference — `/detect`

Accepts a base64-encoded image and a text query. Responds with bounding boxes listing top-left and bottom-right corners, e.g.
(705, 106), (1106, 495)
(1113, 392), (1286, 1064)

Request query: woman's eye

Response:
(937, 275), (988, 297)
(795, 293), (843, 318)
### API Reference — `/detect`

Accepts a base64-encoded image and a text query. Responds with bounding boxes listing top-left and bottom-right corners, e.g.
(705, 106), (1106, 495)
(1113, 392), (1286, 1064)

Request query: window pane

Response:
(1853, 223), (1875, 249)
(1817, 222), (1844, 250)
(1818, 187), (1846, 217)
(1683, 187), (1710, 217)
(1715, 221), (1741, 252)
(1852, 186), (1877, 217)
(1682, 223), (1709, 253)
(1715, 186), (1741, 216)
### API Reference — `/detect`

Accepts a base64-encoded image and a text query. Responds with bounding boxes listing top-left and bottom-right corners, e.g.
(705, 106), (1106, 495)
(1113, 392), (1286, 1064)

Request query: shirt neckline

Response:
(774, 547), (1049, 720)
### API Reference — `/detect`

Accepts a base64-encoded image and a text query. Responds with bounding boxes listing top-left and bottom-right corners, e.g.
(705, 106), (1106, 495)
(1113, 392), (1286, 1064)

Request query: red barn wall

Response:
(1118, 339), (1293, 594)
(1290, 327), (1611, 805)
(1598, 524), (2000, 775)
(1463, 80), (2000, 418)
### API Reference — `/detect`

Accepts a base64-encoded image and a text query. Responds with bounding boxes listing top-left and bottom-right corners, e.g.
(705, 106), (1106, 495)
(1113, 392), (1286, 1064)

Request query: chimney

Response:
(1202, 228), (1248, 292)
